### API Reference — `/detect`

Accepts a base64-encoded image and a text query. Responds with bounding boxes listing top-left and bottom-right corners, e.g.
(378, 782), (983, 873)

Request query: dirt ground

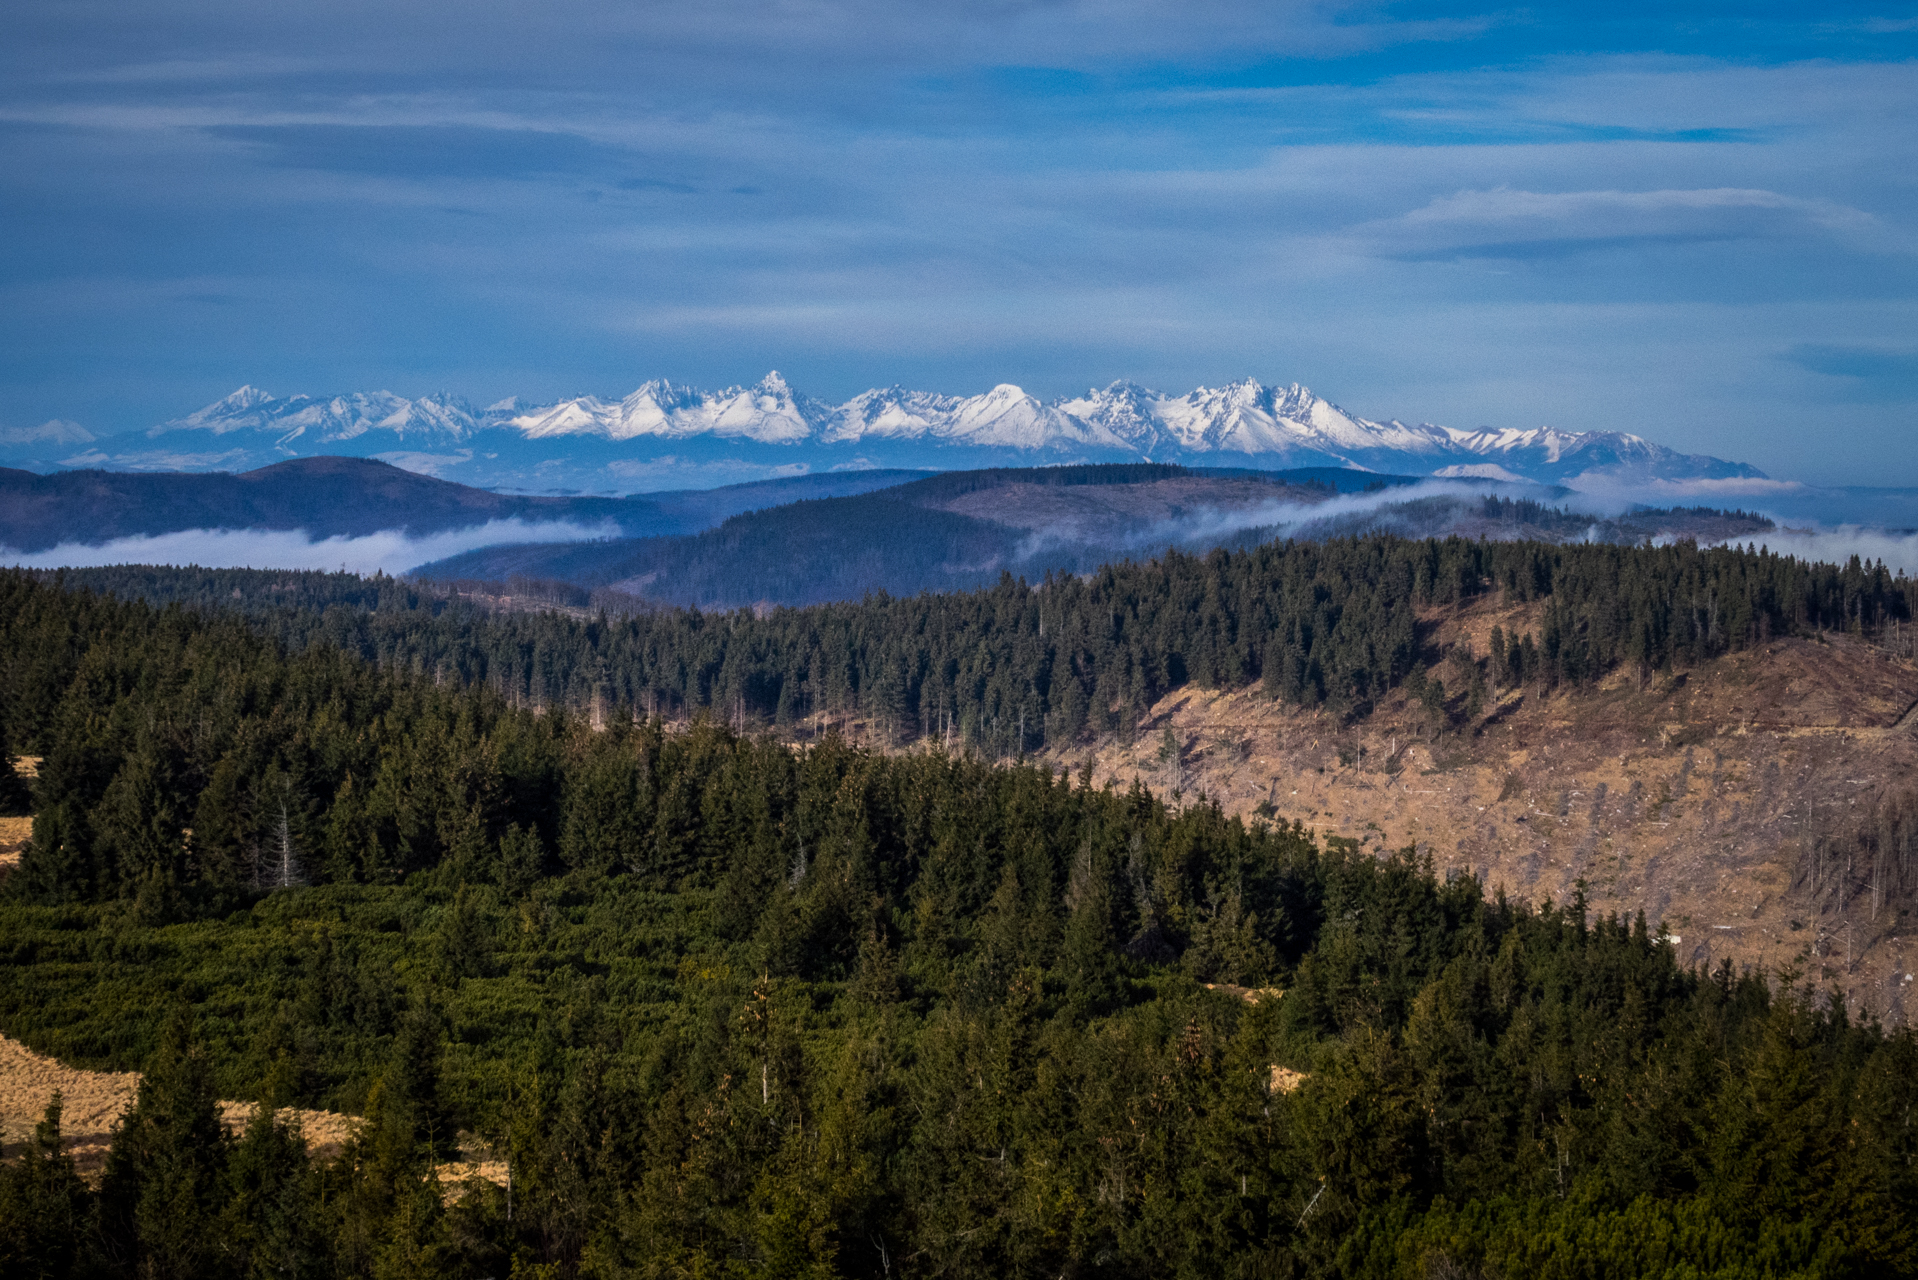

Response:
(1051, 609), (1918, 1023)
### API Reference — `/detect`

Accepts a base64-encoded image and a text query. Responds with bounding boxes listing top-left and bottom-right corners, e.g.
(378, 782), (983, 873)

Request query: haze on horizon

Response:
(1, 0), (1914, 487)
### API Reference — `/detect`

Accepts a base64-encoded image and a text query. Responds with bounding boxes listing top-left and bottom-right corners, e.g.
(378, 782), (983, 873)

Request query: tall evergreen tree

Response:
(95, 1007), (232, 1280)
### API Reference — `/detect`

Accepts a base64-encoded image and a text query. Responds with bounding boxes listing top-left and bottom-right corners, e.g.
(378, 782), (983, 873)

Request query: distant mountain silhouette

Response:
(0, 456), (923, 554)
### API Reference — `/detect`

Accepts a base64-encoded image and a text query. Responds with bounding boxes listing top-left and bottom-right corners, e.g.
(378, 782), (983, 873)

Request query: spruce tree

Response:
(95, 1007), (232, 1280)
(0, 1093), (91, 1280)
(221, 1104), (323, 1280)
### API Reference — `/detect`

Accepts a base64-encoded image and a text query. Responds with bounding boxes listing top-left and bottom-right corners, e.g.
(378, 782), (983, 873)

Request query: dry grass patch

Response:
(1, 1032), (508, 1193)
(1269, 1066), (1308, 1095)
(0, 1032), (362, 1183)
(0, 815), (30, 871)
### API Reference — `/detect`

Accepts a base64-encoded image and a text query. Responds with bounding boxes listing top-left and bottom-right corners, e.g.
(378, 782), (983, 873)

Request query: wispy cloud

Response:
(0, 3), (1915, 487)
(1784, 344), (1918, 403)
(605, 456), (810, 489)
(1559, 474), (1808, 507)
(1356, 186), (1884, 261)
(1012, 478), (1529, 562)
(2, 518), (621, 575)
(1701, 527), (1918, 576)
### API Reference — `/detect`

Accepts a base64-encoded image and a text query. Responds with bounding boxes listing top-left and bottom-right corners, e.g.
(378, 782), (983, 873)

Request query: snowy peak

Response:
(945, 384), (1064, 449)
(126, 373), (1763, 486)
(824, 386), (967, 442)
(159, 386), (480, 445)
(510, 371), (830, 443)
(1055, 381), (1168, 449)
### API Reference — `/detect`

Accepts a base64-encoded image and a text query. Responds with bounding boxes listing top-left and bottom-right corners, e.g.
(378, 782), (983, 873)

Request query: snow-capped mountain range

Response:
(5, 372), (1763, 493)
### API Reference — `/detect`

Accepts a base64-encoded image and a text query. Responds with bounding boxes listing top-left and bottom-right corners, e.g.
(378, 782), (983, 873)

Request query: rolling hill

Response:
(418, 463), (1775, 609)
(0, 457), (923, 556)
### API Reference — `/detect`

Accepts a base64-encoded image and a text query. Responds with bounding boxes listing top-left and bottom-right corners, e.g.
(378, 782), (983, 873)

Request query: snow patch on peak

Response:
(1433, 463), (1527, 482)
(510, 373), (826, 443)
(0, 419), (94, 448)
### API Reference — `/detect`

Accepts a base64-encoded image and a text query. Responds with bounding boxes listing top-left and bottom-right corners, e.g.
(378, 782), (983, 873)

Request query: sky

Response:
(1, 1), (1914, 486)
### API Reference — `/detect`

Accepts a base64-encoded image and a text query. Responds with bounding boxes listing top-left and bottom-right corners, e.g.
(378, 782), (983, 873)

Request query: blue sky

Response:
(1, 1), (1914, 485)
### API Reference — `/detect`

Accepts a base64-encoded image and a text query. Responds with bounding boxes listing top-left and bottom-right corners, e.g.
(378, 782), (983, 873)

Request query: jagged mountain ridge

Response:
(15, 371), (1763, 492)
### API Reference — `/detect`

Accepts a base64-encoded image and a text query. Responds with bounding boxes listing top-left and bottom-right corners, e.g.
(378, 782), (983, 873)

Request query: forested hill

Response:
(412, 460), (1775, 609)
(2, 569), (1917, 1277)
(34, 533), (1917, 761)
(0, 457), (927, 553)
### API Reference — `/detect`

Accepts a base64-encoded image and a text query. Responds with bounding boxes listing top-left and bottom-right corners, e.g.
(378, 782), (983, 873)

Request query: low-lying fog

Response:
(7, 474), (1916, 582)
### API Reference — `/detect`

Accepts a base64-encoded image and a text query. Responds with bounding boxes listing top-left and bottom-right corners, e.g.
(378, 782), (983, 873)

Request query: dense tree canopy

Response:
(35, 534), (1916, 761)
(2, 566), (1916, 1277)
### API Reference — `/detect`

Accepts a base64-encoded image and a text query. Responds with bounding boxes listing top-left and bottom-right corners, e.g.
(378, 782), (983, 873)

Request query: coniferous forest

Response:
(2, 545), (1917, 1278)
(41, 532), (1917, 753)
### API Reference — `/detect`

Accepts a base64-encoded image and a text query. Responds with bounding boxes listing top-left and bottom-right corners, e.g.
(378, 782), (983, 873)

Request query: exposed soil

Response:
(1051, 609), (1918, 1023)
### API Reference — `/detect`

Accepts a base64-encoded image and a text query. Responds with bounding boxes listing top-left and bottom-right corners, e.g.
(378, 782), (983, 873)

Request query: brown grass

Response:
(0, 1032), (376, 1183)
(0, 815), (29, 872)
(1268, 1066), (1308, 1095)
(0, 1032), (508, 1191)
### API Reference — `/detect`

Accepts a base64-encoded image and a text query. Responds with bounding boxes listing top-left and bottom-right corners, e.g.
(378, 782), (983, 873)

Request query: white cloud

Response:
(57, 446), (258, 471)
(2, 518), (621, 575)
(1563, 474), (1808, 504)
(1014, 478), (1526, 561)
(1432, 463), (1525, 480)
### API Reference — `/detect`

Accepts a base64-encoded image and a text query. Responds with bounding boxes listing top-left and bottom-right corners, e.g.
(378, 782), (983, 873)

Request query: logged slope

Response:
(1074, 614), (1918, 1023)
